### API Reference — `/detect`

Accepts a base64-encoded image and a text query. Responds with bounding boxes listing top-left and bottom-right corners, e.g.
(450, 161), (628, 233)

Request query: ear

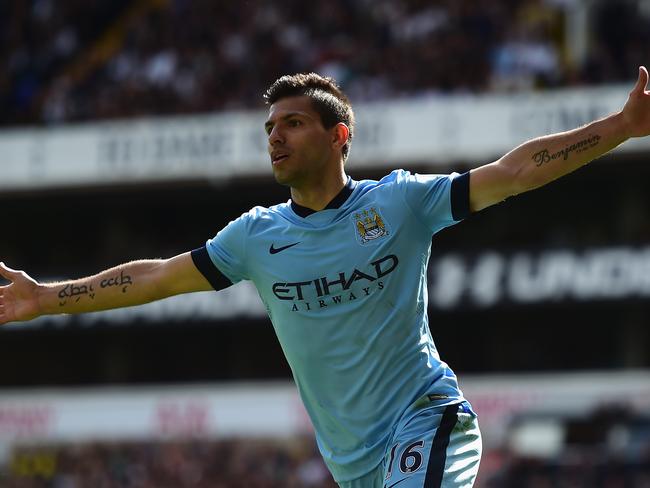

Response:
(331, 123), (350, 151)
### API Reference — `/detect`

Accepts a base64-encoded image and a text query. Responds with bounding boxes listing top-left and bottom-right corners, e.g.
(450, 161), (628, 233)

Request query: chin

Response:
(272, 170), (293, 187)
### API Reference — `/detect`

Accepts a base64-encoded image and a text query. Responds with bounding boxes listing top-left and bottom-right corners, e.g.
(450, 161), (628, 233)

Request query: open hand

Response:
(0, 263), (41, 324)
(622, 66), (650, 138)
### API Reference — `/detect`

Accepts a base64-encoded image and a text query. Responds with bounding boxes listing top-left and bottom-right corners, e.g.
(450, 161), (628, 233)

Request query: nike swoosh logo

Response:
(269, 242), (300, 254)
(384, 479), (408, 488)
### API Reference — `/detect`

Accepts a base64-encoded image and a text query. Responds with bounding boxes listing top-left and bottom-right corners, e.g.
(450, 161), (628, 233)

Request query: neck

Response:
(290, 169), (347, 211)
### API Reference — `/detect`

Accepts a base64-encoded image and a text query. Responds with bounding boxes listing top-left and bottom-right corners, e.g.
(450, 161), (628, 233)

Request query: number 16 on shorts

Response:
(385, 441), (425, 479)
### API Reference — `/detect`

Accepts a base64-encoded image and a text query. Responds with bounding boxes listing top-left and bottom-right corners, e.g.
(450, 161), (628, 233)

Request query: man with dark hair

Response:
(264, 73), (355, 160)
(2, 68), (650, 487)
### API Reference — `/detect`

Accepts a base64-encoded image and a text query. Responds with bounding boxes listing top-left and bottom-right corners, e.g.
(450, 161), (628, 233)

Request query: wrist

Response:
(613, 110), (633, 141)
(34, 282), (49, 317)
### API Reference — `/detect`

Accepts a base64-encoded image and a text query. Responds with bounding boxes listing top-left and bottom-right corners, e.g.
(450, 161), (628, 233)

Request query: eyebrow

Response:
(264, 112), (308, 132)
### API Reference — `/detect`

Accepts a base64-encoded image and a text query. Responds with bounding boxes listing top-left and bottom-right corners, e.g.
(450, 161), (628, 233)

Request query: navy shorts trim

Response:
(423, 403), (460, 487)
(190, 246), (232, 291)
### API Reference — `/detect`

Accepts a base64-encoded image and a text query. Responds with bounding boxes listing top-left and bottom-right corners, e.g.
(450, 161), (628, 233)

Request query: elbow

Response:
(144, 260), (174, 301)
(508, 159), (551, 196)
(497, 159), (530, 197)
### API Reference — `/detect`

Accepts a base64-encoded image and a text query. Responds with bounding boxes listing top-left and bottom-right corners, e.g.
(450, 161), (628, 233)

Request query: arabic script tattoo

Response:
(100, 270), (133, 293)
(57, 271), (134, 307)
(58, 283), (95, 306)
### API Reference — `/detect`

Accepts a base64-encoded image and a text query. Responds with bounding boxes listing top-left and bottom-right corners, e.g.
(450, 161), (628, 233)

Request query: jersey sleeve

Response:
(398, 170), (470, 235)
(193, 212), (251, 289)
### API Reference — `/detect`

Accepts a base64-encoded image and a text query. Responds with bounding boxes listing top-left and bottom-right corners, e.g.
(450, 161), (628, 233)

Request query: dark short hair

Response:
(264, 73), (355, 161)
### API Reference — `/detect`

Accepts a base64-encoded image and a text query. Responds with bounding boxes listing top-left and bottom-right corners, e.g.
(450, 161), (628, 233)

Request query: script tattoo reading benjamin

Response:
(532, 133), (601, 167)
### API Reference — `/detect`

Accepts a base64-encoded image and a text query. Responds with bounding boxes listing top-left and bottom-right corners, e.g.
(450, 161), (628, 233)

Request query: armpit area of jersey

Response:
(450, 171), (470, 221)
(191, 246), (232, 291)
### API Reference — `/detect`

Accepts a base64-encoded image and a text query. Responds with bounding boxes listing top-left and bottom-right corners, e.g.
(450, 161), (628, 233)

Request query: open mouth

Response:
(272, 154), (289, 165)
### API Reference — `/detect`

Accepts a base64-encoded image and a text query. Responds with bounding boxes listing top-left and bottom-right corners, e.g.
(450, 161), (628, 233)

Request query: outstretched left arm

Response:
(470, 66), (650, 213)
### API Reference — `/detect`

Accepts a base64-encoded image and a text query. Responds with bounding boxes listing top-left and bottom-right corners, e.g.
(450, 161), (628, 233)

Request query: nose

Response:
(268, 124), (284, 146)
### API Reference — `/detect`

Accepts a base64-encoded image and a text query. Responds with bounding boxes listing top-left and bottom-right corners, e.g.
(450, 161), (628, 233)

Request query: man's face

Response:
(265, 95), (336, 187)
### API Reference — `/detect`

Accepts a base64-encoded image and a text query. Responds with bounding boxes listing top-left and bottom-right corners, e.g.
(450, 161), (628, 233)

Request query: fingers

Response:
(633, 66), (649, 95)
(0, 284), (13, 325)
(0, 262), (20, 281)
(0, 288), (5, 325)
(0, 262), (18, 282)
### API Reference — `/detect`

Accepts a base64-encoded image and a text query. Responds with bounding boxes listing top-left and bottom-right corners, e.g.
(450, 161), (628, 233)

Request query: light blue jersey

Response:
(192, 169), (470, 482)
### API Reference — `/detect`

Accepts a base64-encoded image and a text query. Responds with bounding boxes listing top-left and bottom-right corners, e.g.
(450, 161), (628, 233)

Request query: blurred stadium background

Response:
(2, 0), (650, 486)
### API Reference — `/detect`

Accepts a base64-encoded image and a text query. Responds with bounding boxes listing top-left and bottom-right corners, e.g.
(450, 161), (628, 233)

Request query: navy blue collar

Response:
(291, 177), (357, 217)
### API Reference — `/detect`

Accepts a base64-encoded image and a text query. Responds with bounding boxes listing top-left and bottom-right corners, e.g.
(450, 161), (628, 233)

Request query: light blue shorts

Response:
(338, 401), (482, 488)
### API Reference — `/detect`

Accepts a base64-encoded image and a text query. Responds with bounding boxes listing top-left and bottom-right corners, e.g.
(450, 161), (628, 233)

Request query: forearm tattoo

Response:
(58, 271), (133, 307)
(100, 270), (133, 292)
(58, 283), (95, 306)
(532, 133), (601, 167)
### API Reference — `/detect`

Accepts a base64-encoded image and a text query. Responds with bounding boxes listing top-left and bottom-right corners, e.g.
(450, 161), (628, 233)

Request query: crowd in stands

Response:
(0, 0), (131, 126)
(2, 0), (650, 127)
(489, 457), (650, 488)
(3, 407), (650, 488)
(486, 406), (650, 487)
(2, 437), (336, 488)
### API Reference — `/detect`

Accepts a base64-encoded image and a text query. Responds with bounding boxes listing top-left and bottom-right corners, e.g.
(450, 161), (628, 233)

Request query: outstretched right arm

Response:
(0, 252), (213, 325)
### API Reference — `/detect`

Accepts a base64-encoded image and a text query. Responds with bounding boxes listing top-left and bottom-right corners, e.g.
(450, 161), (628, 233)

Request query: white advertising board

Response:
(0, 372), (647, 454)
(0, 382), (310, 445)
(2, 85), (647, 191)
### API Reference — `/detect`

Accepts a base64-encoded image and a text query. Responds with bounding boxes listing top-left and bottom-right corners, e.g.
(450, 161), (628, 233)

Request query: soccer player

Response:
(1, 68), (650, 487)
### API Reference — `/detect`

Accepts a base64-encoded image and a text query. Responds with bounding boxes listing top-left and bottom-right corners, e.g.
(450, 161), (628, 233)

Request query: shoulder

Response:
(382, 169), (457, 185)
(229, 203), (291, 232)
(354, 169), (411, 193)
(231, 202), (288, 220)
(365, 169), (411, 186)
(356, 169), (454, 195)
(350, 170), (420, 206)
(355, 170), (462, 199)
(359, 169), (452, 187)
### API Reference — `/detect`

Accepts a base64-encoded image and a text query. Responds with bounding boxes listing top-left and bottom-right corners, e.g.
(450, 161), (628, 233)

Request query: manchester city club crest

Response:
(352, 207), (390, 244)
